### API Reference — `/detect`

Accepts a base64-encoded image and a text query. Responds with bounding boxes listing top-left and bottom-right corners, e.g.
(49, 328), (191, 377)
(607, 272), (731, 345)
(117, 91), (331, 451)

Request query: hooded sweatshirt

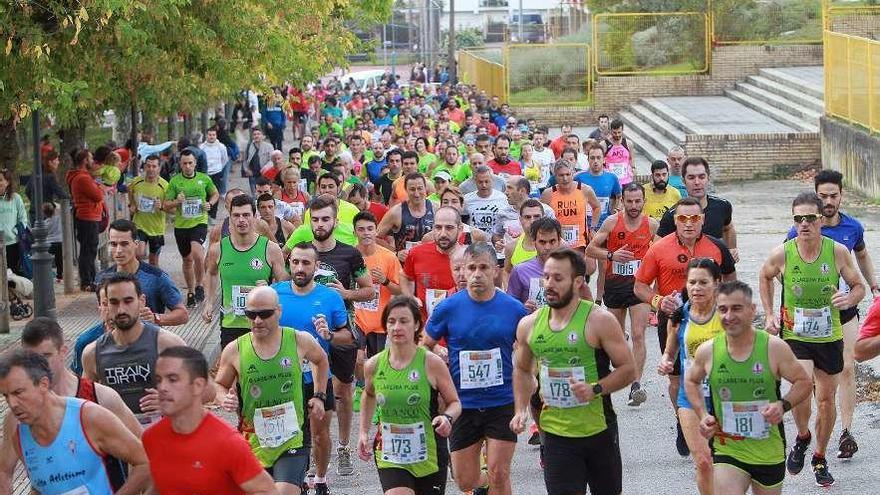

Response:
(66, 168), (104, 221)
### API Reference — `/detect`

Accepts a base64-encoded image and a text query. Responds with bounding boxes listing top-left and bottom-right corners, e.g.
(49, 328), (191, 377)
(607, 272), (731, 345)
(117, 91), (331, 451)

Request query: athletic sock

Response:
(315, 476), (326, 483)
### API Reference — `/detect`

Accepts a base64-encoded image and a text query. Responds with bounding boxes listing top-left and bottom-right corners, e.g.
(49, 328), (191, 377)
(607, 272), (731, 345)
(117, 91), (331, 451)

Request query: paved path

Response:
(6, 175), (880, 492)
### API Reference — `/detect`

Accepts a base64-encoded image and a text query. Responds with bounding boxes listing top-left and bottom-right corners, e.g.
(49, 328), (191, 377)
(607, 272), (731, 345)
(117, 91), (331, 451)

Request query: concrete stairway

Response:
(619, 99), (687, 163)
(725, 67), (824, 133)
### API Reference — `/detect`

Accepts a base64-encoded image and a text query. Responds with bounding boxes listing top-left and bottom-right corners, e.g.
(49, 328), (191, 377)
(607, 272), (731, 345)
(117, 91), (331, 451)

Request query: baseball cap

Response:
(433, 171), (453, 182)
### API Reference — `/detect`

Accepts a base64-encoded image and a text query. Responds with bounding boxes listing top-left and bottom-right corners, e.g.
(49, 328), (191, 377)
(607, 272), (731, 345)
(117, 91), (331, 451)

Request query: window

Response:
(479, 0), (509, 7)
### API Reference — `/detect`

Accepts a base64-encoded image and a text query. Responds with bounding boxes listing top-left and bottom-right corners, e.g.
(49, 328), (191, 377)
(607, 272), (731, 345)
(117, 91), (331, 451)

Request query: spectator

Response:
(25, 150), (68, 222)
(0, 169), (28, 276)
(66, 149), (105, 291)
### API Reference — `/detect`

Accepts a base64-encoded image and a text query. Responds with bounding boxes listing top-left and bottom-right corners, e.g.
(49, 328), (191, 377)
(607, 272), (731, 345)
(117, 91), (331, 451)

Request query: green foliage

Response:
(507, 45), (591, 105)
(442, 27), (485, 50)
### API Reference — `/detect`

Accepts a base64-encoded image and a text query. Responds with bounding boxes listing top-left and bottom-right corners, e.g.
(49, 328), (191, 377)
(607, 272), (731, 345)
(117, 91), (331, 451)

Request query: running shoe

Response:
(314, 482), (331, 495)
(837, 429), (858, 459)
(675, 421), (690, 456)
(627, 382), (647, 407)
(336, 445), (355, 476)
(194, 285), (205, 303)
(528, 423), (541, 445)
(787, 433), (811, 475)
(811, 455), (835, 487)
(186, 291), (196, 308)
(353, 384), (363, 413)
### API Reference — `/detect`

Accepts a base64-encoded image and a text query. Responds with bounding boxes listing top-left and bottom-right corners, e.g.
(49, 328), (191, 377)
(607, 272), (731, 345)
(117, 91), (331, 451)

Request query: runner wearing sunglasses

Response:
(634, 197), (736, 456)
(214, 286), (330, 495)
(759, 192), (865, 487)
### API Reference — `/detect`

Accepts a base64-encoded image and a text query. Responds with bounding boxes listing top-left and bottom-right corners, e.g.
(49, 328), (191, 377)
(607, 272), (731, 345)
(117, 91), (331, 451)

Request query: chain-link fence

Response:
(593, 13), (709, 75)
(825, 0), (880, 39)
(825, 30), (880, 134)
(712, 0), (822, 44)
(504, 44), (591, 106)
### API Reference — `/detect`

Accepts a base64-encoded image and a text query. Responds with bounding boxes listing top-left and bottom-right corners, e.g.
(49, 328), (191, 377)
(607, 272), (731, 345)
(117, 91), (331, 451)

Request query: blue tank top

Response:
(19, 397), (113, 495)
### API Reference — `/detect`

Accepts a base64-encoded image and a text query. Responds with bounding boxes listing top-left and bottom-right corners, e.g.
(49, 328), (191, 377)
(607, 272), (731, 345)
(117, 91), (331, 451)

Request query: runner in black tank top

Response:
(394, 201), (435, 251)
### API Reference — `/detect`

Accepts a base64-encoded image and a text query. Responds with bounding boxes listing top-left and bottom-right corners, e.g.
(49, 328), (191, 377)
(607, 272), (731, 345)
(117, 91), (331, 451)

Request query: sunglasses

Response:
(793, 214), (820, 224)
(244, 308), (275, 320)
(675, 214), (703, 224)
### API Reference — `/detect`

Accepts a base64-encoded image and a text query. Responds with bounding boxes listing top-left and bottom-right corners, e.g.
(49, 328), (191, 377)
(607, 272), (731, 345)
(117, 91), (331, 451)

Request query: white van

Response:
(339, 70), (387, 91)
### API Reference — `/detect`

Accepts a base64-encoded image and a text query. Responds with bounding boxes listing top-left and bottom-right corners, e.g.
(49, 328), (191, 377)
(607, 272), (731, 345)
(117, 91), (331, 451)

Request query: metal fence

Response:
(593, 13), (710, 75)
(457, 49), (507, 100)
(505, 43), (592, 106)
(712, 0), (823, 44)
(824, 30), (880, 134)
(824, 0), (880, 39)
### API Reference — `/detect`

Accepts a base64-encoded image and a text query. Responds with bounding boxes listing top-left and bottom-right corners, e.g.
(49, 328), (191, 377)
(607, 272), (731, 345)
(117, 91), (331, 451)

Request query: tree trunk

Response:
(0, 118), (19, 172)
(129, 102), (139, 176)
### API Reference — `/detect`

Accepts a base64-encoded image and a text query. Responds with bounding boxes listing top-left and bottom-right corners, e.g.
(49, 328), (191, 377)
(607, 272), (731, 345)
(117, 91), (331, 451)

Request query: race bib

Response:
(380, 422), (428, 465)
(561, 225), (580, 246)
(598, 197), (610, 214)
(425, 289), (446, 317)
(231, 285), (254, 316)
(721, 400), (769, 439)
(354, 285), (380, 312)
(793, 306), (832, 338)
(610, 163), (627, 180)
(405, 241), (419, 251)
(138, 195), (158, 213)
(301, 358), (312, 374)
(182, 198), (202, 218)
(290, 202), (305, 219)
(611, 260), (641, 277)
(539, 365), (587, 409)
(298, 178), (309, 193)
(459, 348), (503, 389)
(528, 278), (546, 307)
(253, 401), (300, 448)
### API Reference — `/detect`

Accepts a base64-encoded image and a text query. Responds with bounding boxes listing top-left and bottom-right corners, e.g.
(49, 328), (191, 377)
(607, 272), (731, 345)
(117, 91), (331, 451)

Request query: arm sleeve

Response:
(657, 210), (674, 237)
(859, 298), (880, 340)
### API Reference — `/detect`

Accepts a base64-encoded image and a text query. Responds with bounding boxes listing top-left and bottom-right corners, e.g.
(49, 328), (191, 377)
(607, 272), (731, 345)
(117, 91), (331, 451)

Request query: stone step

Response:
(628, 102), (687, 145)
(619, 110), (680, 160)
(724, 89), (819, 133)
(744, 75), (824, 114)
(735, 81), (823, 121)
(638, 98), (699, 134)
(616, 118), (670, 165)
(759, 67), (824, 100)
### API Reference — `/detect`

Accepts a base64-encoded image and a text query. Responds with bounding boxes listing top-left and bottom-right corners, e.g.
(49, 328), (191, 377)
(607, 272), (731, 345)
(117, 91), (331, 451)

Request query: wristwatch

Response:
(442, 413), (455, 425)
(592, 383), (604, 397)
(314, 391), (328, 407)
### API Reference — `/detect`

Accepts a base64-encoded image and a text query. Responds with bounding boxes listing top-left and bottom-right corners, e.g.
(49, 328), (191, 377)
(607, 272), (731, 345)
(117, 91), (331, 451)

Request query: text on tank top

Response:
(550, 183), (588, 246)
(606, 215), (652, 279)
(95, 323), (160, 414)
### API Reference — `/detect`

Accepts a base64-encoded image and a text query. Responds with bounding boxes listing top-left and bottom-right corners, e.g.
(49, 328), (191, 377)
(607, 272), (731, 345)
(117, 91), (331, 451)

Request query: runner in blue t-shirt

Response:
(575, 143), (622, 229)
(424, 243), (528, 495)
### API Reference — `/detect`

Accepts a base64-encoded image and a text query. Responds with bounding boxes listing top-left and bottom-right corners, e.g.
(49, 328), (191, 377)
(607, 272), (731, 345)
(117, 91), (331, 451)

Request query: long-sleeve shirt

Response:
(66, 168), (105, 221)
(0, 193), (28, 246)
(200, 140), (230, 175)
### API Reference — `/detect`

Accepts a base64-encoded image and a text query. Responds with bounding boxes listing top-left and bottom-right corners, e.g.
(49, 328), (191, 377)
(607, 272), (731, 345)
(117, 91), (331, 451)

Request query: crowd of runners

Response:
(2, 76), (880, 495)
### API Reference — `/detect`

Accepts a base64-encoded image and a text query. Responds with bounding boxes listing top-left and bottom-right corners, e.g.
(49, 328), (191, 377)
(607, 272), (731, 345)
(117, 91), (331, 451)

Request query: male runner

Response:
(258, 192), (295, 245)
(145, 345), (279, 494)
(511, 248), (635, 495)
(634, 197), (736, 455)
(96, 219), (188, 327)
(531, 127), (555, 170)
(376, 172), (436, 260)
(541, 159), (601, 252)
(487, 134), (522, 176)
(0, 350), (150, 494)
(425, 242), (529, 495)
(759, 192), (864, 487)
(784, 169), (879, 458)
(128, 154), (167, 265)
(587, 183), (659, 406)
(493, 177), (553, 269)
(685, 281), (812, 495)
(507, 217), (562, 311)
(215, 287), (331, 495)
(464, 166), (510, 251)
(354, 211), (402, 358)
(666, 146), (687, 198)
(401, 206), (462, 319)
(164, 148), (220, 307)
(203, 193), (289, 350)
(577, 142), (621, 227)
(82, 273), (194, 425)
(643, 160), (681, 221)
(658, 157), (738, 261)
(856, 297), (880, 361)
(209, 188), (277, 245)
(273, 242), (352, 494)
(604, 119), (635, 185)
(502, 198), (549, 274)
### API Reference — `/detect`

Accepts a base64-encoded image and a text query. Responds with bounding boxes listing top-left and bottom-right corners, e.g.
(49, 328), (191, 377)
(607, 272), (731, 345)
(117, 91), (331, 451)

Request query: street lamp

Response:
(30, 109), (57, 319)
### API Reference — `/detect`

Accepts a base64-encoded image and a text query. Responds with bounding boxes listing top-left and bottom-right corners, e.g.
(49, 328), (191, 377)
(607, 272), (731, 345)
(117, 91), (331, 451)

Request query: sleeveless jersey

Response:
(604, 137), (633, 185)
(676, 305), (724, 409)
(273, 218), (286, 245)
(129, 176), (168, 237)
(220, 236), (272, 329)
(529, 300), (614, 438)
(19, 397), (113, 495)
(238, 327), (306, 466)
(75, 377), (128, 491)
(605, 214), (652, 284)
(709, 331), (784, 465)
(95, 323), (159, 415)
(549, 183), (588, 248)
(781, 237), (842, 343)
(510, 235), (537, 266)
(373, 347), (441, 477)
(395, 201), (435, 251)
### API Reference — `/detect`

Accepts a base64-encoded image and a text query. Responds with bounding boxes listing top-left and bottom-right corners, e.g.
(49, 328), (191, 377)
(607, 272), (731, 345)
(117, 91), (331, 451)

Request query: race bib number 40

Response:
(253, 401), (300, 448)
(459, 348), (503, 390)
(539, 365), (586, 408)
(381, 422), (428, 465)
(721, 400), (769, 439)
(793, 306), (832, 338)
(611, 260), (640, 277)
(182, 198), (203, 218)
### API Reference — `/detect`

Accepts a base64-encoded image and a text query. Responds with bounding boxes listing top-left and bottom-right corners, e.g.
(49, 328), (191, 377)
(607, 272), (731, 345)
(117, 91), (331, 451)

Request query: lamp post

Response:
(30, 109), (57, 319)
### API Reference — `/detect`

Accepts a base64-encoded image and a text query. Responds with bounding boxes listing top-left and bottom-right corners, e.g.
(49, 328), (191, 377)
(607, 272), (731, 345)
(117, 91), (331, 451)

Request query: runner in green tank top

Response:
(214, 286), (330, 491)
(502, 199), (543, 278)
(357, 295), (461, 495)
(202, 195), (290, 351)
(686, 281), (812, 494)
(511, 249), (635, 495)
(759, 193), (864, 487)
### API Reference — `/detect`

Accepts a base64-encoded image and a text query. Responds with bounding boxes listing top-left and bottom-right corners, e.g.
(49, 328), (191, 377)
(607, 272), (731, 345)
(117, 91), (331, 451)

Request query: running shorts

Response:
(543, 424), (622, 495)
(449, 403), (517, 451)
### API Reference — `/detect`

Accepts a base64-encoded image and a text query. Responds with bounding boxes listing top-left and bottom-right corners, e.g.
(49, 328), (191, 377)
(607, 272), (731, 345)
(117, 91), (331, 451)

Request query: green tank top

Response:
(510, 235), (537, 266)
(129, 176), (168, 237)
(782, 237), (842, 343)
(220, 236), (272, 329)
(373, 347), (439, 477)
(529, 300), (613, 438)
(238, 327), (305, 466)
(709, 330), (784, 465)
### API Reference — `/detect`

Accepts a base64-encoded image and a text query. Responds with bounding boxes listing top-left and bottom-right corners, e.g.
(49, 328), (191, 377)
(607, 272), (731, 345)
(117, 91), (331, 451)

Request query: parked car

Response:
(509, 13), (545, 43)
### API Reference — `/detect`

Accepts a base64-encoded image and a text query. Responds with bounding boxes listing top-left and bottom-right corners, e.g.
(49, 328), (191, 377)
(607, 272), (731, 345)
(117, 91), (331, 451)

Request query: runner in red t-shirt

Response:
(145, 346), (275, 495)
(401, 207), (461, 319)
(856, 297), (880, 361)
(487, 135), (522, 176)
